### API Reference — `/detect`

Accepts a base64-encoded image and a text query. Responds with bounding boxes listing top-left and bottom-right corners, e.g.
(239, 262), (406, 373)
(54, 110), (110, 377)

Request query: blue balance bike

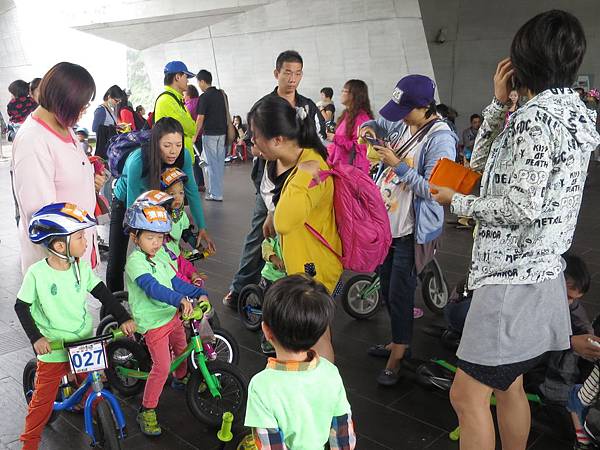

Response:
(23, 329), (127, 449)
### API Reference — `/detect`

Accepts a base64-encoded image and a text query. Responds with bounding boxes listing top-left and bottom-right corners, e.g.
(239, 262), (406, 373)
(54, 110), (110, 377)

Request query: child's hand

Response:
(197, 295), (209, 303)
(180, 298), (194, 317)
(270, 255), (286, 272)
(33, 337), (51, 355)
(571, 334), (600, 360)
(120, 320), (137, 337)
(191, 272), (207, 285)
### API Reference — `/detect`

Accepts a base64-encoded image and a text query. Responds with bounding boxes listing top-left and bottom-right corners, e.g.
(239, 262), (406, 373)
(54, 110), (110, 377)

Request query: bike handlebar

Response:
(49, 328), (126, 351)
(217, 412), (233, 443)
(181, 300), (212, 321)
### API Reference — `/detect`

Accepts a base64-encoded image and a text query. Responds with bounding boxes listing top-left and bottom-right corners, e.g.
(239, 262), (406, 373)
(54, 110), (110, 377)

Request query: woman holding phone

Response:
(432, 10), (599, 450)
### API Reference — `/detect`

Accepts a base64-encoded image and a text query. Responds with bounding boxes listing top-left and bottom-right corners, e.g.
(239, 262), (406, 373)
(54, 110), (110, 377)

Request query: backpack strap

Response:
(304, 223), (342, 259)
(152, 91), (187, 125)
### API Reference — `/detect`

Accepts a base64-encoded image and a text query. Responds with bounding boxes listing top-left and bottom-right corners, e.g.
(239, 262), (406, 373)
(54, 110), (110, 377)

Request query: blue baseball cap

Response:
(163, 61), (195, 78)
(379, 75), (436, 121)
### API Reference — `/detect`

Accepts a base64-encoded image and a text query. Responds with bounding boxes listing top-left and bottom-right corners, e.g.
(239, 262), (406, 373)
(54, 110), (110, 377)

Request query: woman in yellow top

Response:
(248, 95), (342, 362)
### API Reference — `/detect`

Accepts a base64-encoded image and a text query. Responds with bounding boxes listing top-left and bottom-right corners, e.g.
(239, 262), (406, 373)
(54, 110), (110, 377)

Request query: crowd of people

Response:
(4, 8), (600, 450)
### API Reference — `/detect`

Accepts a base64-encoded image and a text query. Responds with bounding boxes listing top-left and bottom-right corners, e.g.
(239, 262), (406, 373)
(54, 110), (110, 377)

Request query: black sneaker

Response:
(376, 369), (400, 386)
(260, 333), (276, 355)
(368, 344), (391, 358)
(574, 442), (599, 450)
(222, 291), (238, 309)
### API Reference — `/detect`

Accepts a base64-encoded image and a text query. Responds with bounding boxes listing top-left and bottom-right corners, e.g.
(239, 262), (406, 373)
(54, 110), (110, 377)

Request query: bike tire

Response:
(100, 291), (129, 320)
(341, 274), (381, 320)
(238, 285), (263, 331)
(421, 270), (449, 315)
(189, 327), (240, 368)
(186, 361), (248, 427)
(94, 400), (122, 450)
(22, 359), (61, 424)
(105, 338), (150, 396)
(96, 315), (119, 337)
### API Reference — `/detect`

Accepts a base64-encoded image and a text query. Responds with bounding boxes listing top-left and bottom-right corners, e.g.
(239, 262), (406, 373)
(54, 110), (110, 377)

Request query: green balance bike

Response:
(105, 301), (248, 427)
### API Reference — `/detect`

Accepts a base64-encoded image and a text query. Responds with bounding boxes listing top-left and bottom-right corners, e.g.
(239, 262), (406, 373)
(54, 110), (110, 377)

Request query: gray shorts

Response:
(456, 274), (571, 366)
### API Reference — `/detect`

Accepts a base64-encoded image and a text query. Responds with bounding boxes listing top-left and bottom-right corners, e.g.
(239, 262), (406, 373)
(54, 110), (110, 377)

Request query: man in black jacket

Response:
(223, 50), (326, 308)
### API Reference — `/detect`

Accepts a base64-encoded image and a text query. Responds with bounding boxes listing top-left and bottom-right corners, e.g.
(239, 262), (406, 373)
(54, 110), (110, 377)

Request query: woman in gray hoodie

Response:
(433, 10), (600, 450)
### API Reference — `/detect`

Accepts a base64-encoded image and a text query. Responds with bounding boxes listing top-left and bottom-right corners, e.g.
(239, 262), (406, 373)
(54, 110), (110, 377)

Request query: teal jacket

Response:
(113, 148), (206, 228)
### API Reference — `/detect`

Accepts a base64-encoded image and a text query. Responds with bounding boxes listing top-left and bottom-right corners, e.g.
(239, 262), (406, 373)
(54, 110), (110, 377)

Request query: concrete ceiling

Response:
(72, 5), (260, 50)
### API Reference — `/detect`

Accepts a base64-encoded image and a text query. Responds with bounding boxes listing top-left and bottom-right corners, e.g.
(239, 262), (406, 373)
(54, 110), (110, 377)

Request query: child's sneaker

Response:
(574, 442), (599, 450)
(137, 408), (162, 436)
(170, 375), (189, 391)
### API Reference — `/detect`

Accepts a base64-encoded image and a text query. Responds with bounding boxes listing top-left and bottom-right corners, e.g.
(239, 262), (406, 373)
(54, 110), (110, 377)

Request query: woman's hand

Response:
(33, 337), (51, 355)
(196, 228), (216, 254)
(94, 171), (107, 193)
(263, 212), (276, 239)
(326, 132), (335, 142)
(571, 334), (600, 360)
(494, 58), (515, 104)
(359, 126), (376, 139)
(430, 183), (457, 205)
(374, 145), (400, 167)
(119, 320), (136, 337)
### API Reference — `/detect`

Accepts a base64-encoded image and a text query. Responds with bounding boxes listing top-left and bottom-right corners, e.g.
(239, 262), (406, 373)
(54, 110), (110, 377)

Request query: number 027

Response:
(72, 348), (104, 368)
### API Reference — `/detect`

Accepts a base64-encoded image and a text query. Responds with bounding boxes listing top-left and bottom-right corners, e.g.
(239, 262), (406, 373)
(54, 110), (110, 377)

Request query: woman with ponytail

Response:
(248, 95), (342, 362)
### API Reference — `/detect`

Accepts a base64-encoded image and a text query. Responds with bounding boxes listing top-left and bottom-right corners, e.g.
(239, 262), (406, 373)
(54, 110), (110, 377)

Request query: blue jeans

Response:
(379, 236), (417, 345)
(202, 134), (226, 199)
(230, 194), (268, 294)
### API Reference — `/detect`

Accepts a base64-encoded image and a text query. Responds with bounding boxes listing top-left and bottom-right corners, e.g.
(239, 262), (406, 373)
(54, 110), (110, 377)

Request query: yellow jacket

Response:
(275, 148), (343, 293)
(154, 86), (196, 162)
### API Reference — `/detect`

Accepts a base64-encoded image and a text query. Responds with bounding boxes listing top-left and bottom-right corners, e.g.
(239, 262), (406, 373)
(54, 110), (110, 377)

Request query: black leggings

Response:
(106, 197), (128, 292)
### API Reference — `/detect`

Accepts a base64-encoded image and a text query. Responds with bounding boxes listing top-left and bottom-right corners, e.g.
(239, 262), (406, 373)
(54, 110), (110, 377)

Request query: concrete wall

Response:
(140, 0), (435, 121)
(419, 0), (600, 131)
(0, 1), (128, 129)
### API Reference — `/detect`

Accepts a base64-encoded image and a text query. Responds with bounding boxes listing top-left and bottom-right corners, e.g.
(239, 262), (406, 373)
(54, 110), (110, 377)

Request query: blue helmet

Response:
(134, 190), (173, 207)
(29, 203), (96, 246)
(123, 202), (172, 234)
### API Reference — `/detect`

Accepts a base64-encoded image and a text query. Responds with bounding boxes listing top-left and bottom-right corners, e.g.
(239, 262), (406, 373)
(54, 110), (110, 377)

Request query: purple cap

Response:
(164, 61), (195, 78)
(379, 75), (436, 121)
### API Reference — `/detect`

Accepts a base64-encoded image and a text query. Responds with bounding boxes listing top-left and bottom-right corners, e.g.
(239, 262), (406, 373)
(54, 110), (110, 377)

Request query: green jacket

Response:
(154, 85), (197, 162)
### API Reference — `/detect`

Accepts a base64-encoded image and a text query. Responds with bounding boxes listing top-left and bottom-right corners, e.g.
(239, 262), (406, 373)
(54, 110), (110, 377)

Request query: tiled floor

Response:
(0, 144), (598, 449)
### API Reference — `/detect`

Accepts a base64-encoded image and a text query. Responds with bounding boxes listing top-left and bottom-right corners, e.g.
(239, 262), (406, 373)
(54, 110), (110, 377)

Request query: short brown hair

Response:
(39, 62), (96, 127)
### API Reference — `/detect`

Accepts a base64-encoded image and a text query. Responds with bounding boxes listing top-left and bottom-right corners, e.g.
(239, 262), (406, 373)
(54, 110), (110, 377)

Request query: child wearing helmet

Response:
(123, 199), (208, 436)
(14, 202), (136, 450)
(160, 167), (207, 286)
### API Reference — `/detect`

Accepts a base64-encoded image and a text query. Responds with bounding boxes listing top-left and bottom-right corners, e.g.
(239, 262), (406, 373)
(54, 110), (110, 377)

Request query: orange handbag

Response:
(429, 158), (482, 195)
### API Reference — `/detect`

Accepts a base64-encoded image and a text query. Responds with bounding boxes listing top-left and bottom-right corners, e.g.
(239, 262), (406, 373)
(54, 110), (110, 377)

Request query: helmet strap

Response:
(47, 235), (80, 284)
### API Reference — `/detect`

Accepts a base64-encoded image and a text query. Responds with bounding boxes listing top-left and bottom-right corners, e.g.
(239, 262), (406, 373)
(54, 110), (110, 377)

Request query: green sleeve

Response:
(244, 378), (278, 429)
(182, 151), (206, 229)
(81, 261), (102, 293)
(125, 251), (151, 281)
(17, 268), (38, 304)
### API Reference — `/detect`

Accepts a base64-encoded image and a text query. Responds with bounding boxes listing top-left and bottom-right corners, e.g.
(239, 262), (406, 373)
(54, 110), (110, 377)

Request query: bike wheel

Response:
(189, 328), (240, 368)
(421, 269), (449, 315)
(341, 274), (381, 319)
(100, 291), (129, 320)
(96, 315), (119, 337)
(186, 361), (248, 427)
(106, 338), (150, 396)
(94, 400), (122, 450)
(22, 359), (61, 424)
(238, 285), (263, 331)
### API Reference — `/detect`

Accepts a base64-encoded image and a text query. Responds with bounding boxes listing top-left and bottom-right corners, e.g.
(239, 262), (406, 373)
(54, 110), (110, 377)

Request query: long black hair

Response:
(142, 117), (185, 190)
(248, 95), (327, 160)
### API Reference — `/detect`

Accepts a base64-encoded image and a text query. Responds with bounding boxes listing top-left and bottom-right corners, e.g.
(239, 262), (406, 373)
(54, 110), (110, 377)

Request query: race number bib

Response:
(67, 341), (107, 374)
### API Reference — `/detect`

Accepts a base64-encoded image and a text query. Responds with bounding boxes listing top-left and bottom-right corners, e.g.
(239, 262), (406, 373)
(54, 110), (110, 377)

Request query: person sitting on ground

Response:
(159, 169), (207, 286)
(123, 200), (208, 436)
(244, 275), (356, 449)
(327, 79), (373, 174)
(14, 202), (136, 450)
(7, 79), (37, 125)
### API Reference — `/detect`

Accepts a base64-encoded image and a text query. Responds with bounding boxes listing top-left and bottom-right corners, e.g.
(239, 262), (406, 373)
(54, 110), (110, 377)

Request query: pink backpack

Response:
(307, 161), (391, 273)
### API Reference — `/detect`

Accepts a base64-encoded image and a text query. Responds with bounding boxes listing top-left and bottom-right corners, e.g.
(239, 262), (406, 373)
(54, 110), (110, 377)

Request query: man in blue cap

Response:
(359, 74), (457, 386)
(154, 61), (198, 163)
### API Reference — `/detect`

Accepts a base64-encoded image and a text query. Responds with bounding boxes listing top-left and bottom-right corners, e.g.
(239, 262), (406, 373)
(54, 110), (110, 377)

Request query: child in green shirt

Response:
(244, 275), (356, 450)
(123, 198), (209, 437)
(14, 202), (136, 450)
(160, 168), (206, 286)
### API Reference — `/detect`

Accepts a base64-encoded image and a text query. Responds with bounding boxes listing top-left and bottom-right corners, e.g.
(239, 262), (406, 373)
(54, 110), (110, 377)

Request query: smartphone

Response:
(364, 136), (386, 147)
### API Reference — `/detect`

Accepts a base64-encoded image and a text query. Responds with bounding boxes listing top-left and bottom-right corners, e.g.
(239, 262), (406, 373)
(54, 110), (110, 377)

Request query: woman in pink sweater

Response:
(327, 79), (373, 174)
(11, 62), (101, 274)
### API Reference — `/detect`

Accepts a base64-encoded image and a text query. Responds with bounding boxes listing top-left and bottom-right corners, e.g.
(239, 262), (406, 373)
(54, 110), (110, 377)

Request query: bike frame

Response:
(115, 322), (222, 398)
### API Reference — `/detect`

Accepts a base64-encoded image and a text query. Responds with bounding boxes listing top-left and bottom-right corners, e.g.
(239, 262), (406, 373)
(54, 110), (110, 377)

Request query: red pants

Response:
(142, 314), (188, 409)
(21, 361), (72, 450)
